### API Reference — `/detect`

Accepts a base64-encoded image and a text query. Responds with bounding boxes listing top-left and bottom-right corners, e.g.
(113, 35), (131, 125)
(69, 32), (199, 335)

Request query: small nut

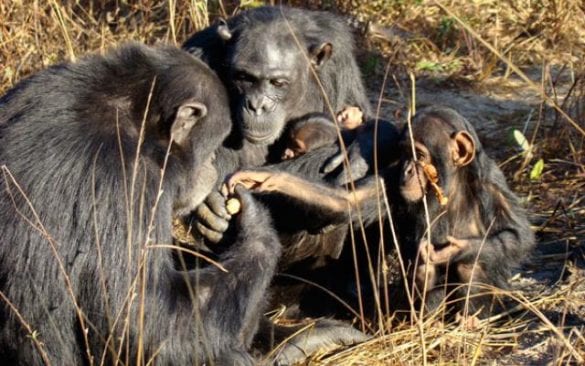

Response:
(225, 198), (241, 215)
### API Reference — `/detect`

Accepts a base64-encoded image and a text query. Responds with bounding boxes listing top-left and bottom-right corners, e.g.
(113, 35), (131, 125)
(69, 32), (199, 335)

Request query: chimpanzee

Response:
(182, 6), (373, 243)
(0, 43), (288, 365)
(224, 118), (400, 319)
(224, 106), (534, 323)
(281, 115), (338, 160)
(281, 107), (364, 160)
(391, 106), (535, 320)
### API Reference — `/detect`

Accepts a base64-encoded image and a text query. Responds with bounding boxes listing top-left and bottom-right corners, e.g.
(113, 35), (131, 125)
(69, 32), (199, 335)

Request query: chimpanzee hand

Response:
(336, 106), (364, 130)
(322, 138), (370, 186)
(419, 236), (469, 265)
(230, 184), (270, 230)
(193, 190), (231, 243)
(225, 170), (282, 194)
(322, 119), (400, 186)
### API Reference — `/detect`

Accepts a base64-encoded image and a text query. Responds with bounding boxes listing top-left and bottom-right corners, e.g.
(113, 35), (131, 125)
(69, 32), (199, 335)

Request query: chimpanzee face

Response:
(219, 18), (333, 146)
(399, 115), (476, 204)
(151, 60), (232, 215)
(229, 37), (305, 145)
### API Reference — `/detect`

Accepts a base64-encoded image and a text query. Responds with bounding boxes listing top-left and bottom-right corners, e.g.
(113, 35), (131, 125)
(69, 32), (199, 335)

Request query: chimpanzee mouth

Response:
(243, 130), (274, 144)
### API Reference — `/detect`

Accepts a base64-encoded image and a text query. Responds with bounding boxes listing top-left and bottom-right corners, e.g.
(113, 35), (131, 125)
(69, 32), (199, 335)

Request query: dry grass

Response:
(1, 0), (584, 365)
(344, 0), (585, 79)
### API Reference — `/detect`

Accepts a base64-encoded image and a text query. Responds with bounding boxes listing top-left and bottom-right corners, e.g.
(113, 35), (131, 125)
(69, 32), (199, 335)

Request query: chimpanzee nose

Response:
(245, 96), (275, 116)
(246, 97), (263, 116)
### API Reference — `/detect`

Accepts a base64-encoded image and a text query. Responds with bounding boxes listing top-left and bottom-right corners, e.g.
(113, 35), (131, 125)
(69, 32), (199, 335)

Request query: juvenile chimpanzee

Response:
(282, 115), (339, 160)
(0, 43), (282, 365)
(393, 106), (535, 319)
(182, 6), (373, 243)
(282, 107), (364, 160)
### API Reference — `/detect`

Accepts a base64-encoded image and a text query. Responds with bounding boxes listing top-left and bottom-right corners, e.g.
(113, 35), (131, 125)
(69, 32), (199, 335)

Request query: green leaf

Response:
(530, 159), (544, 180)
(512, 129), (531, 152)
(415, 60), (443, 72)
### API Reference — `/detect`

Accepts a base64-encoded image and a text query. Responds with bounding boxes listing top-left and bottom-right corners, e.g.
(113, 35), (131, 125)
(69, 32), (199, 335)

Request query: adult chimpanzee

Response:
(182, 6), (373, 243)
(0, 43), (283, 365)
(391, 106), (535, 320)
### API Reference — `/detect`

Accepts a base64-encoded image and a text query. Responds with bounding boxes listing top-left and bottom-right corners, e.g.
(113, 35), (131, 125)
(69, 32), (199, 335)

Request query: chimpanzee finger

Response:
(196, 202), (230, 232)
(446, 236), (468, 249)
(227, 171), (273, 194)
(195, 222), (224, 244)
(220, 183), (229, 197)
(233, 184), (253, 207)
(206, 190), (231, 220)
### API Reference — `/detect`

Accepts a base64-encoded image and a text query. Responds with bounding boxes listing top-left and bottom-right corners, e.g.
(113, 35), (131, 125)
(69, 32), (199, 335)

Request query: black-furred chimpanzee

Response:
(392, 106), (535, 320)
(0, 43), (283, 365)
(182, 6), (374, 243)
(281, 106), (364, 160)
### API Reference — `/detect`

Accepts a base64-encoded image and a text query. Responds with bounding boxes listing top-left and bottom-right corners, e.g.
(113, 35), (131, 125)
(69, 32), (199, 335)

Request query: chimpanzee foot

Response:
(271, 319), (369, 366)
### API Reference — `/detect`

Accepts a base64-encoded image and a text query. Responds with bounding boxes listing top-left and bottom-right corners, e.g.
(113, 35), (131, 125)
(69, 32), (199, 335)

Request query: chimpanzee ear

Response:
(310, 42), (333, 68)
(217, 18), (232, 41)
(171, 102), (207, 147)
(452, 131), (476, 166)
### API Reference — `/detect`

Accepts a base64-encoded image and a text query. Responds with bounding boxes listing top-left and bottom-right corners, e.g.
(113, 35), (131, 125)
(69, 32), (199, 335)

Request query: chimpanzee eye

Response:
(270, 79), (288, 88)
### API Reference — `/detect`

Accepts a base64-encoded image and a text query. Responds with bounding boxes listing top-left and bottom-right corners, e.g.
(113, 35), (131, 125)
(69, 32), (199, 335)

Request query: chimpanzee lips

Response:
(243, 129), (274, 143)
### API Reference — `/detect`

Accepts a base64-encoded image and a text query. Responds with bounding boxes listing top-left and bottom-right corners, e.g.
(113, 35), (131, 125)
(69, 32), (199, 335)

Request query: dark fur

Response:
(0, 43), (282, 365)
(183, 5), (372, 178)
(182, 6), (391, 353)
(182, 4), (384, 319)
(392, 106), (535, 317)
(266, 118), (400, 263)
(224, 119), (401, 321)
(224, 106), (533, 323)
(282, 114), (339, 159)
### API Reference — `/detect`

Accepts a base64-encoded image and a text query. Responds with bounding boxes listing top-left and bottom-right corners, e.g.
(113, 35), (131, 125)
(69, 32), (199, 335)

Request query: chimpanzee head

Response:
(398, 106), (480, 204)
(108, 45), (232, 214)
(212, 8), (334, 145)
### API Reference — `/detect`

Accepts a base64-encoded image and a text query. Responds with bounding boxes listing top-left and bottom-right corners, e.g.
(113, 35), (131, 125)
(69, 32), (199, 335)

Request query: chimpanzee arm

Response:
(170, 186), (281, 361)
(226, 169), (385, 225)
(191, 143), (257, 243)
(449, 228), (529, 279)
(172, 186), (369, 363)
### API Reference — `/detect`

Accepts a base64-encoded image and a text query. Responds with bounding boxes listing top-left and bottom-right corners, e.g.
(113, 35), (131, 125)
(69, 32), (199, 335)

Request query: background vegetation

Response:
(1, 0), (583, 364)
